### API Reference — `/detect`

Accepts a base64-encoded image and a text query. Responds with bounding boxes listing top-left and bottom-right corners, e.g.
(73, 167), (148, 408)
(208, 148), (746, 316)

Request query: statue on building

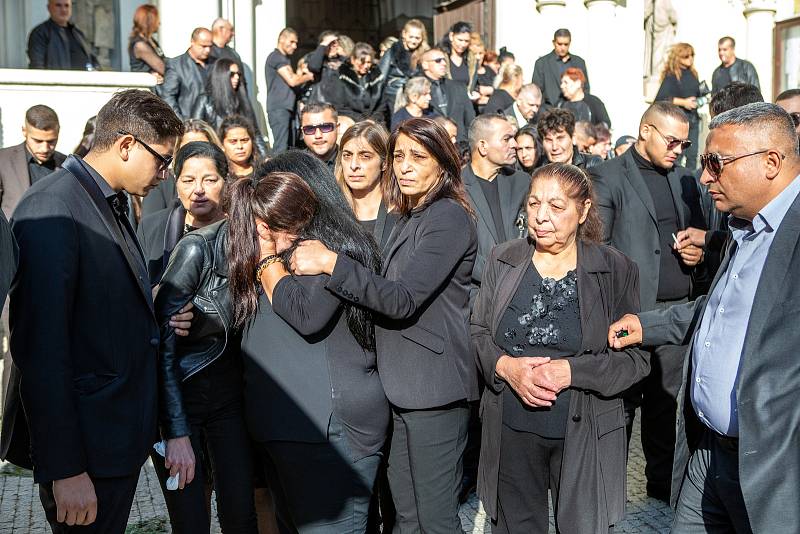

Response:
(644, 0), (678, 80)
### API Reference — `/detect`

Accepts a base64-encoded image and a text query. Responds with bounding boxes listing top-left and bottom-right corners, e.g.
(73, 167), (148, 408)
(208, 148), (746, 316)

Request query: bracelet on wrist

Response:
(255, 255), (281, 280)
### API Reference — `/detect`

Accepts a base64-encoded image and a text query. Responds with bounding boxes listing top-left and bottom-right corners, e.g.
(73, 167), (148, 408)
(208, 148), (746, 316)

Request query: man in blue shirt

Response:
(608, 102), (800, 533)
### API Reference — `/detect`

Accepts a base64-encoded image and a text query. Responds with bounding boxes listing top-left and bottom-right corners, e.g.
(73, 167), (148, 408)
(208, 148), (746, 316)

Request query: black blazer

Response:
(0, 156), (159, 483)
(427, 76), (476, 143)
(162, 52), (208, 120)
(326, 198), (479, 409)
(137, 202), (186, 286)
(462, 164), (530, 295)
(372, 201), (397, 252)
(141, 177), (178, 219)
(590, 148), (706, 311)
(0, 210), (16, 304)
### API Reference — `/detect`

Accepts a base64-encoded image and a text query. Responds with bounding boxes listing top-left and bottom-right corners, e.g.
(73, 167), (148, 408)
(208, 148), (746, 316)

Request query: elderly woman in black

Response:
(471, 163), (649, 534)
(229, 151), (390, 534)
(292, 117), (478, 533)
(153, 167), (317, 533)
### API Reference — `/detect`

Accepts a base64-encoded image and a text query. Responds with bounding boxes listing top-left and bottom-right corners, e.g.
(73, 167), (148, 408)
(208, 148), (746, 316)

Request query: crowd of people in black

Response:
(3, 1), (800, 534)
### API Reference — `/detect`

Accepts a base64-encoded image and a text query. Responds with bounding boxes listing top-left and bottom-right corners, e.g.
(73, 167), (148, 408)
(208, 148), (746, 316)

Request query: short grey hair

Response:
(468, 114), (509, 152)
(710, 102), (798, 155)
(518, 83), (542, 100)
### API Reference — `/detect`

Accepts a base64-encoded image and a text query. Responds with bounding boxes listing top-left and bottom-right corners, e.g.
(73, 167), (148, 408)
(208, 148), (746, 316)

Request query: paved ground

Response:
(0, 413), (673, 533)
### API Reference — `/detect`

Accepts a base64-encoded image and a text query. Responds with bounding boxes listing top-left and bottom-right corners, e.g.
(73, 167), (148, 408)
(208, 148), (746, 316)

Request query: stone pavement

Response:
(0, 414), (673, 533)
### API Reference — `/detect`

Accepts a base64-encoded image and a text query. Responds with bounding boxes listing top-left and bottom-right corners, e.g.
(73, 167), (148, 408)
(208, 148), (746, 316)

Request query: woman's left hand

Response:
(256, 222), (277, 259)
(291, 240), (338, 275)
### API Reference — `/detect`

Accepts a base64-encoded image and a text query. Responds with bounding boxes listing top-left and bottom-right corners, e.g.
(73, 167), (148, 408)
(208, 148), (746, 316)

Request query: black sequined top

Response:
(494, 262), (581, 438)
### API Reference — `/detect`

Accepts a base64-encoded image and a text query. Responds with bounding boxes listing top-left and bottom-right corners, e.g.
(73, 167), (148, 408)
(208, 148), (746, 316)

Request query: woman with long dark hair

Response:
(515, 125), (545, 175)
(192, 58), (267, 156)
(292, 117), (478, 533)
(439, 21), (479, 94)
(152, 167), (314, 534)
(228, 151), (390, 534)
(220, 115), (258, 178)
(128, 4), (165, 82)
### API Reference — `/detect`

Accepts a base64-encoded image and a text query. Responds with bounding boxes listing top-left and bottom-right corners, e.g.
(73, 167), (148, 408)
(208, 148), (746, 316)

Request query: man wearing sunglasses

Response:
(300, 103), (339, 171)
(591, 101), (707, 503)
(420, 48), (475, 143)
(0, 90), (190, 533)
(609, 102), (800, 534)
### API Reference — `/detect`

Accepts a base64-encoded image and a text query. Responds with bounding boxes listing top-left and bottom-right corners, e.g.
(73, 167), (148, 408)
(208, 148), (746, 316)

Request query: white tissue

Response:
(153, 440), (181, 490)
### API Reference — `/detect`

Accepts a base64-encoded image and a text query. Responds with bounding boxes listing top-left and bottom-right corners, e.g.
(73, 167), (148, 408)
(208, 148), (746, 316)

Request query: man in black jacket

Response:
(532, 29), (589, 107)
(590, 101), (706, 502)
(27, 0), (99, 70)
(711, 36), (760, 94)
(0, 90), (185, 532)
(421, 48), (475, 142)
(162, 27), (214, 120)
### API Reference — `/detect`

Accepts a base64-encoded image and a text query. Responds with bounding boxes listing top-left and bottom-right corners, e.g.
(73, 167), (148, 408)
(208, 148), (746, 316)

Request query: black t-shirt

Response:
(26, 148), (57, 184)
(358, 218), (377, 236)
(266, 49), (295, 111)
(476, 175), (506, 242)
(450, 57), (470, 87)
(631, 147), (691, 300)
(655, 69), (701, 120)
(476, 68), (496, 88)
(495, 264), (581, 438)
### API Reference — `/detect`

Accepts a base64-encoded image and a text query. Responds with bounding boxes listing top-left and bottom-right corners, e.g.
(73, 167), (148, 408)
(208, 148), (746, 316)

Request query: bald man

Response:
(162, 27), (214, 120)
(610, 102), (800, 533)
(28, 0), (99, 70)
(506, 84), (543, 129)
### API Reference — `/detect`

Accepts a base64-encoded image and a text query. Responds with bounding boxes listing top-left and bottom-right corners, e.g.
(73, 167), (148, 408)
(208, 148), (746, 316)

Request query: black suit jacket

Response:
(326, 198), (479, 409)
(0, 156), (159, 483)
(0, 142), (66, 219)
(427, 76), (476, 143)
(137, 202), (186, 286)
(162, 52), (209, 120)
(590, 147), (706, 311)
(0, 211), (15, 304)
(462, 164), (530, 296)
(27, 19), (99, 70)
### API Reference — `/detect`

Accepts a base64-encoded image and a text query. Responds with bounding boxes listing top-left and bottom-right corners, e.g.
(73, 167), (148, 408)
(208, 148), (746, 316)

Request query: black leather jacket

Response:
(153, 220), (234, 439)
(191, 93), (268, 157)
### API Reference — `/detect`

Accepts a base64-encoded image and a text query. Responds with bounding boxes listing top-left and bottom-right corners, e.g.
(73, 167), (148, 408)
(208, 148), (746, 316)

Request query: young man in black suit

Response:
(0, 90), (185, 532)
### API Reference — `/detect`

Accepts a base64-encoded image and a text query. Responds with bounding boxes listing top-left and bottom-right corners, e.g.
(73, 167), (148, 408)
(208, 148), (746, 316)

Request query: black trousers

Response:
(39, 472), (139, 533)
(388, 402), (469, 534)
(494, 424), (564, 534)
(672, 429), (752, 533)
(624, 297), (688, 498)
(258, 416), (381, 534)
(268, 108), (294, 154)
(153, 355), (257, 534)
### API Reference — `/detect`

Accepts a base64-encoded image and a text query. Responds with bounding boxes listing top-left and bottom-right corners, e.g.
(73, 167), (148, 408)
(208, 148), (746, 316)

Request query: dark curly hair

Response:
(537, 108), (576, 139)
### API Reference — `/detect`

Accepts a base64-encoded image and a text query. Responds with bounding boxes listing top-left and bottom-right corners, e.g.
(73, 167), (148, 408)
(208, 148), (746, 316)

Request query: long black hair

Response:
(206, 58), (255, 121)
(262, 151), (382, 351)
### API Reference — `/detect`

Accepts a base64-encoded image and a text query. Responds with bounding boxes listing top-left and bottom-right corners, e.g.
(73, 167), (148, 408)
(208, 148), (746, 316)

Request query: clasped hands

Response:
(495, 355), (571, 408)
(673, 227), (705, 267)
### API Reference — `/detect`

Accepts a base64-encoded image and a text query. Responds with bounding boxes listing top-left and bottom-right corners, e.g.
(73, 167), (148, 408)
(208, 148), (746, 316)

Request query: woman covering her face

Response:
(291, 118), (479, 533)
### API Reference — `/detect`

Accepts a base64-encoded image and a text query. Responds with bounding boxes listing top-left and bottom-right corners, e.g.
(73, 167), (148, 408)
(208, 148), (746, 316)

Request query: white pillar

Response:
(584, 0), (616, 93)
(535, 1), (567, 65)
(743, 0), (777, 100)
(254, 1), (287, 141)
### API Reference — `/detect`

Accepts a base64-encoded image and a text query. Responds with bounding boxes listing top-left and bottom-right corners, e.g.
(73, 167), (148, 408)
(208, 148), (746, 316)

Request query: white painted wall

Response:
(0, 69), (157, 152)
(156, 0), (219, 58)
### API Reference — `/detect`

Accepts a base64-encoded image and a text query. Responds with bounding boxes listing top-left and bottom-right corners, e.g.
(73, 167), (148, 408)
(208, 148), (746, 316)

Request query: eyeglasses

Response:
(432, 57), (447, 64)
(647, 123), (692, 151)
(229, 70), (241, 78)
(700, 150), (784, 179)
(117, 130), (172, 171)
(301, 122), (336, 136)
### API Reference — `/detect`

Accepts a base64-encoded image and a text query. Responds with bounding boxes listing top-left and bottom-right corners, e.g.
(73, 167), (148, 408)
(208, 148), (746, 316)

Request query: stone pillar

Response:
(536, 0), (566, 14)
(743, 0), (777, 100)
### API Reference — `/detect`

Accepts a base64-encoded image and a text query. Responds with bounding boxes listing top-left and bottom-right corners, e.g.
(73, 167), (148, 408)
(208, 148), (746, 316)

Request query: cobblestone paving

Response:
(0, 413), (673, 533)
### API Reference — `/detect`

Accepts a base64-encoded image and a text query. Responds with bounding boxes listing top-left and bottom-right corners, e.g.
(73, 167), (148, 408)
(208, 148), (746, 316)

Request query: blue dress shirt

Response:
(691, 175), (800, 437)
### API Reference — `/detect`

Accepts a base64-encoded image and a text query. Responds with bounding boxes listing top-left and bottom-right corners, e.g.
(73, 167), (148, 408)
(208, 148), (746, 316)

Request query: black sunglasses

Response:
(117, 130), (172, 171)
(648, 124), (691, 151)
(700, 150), (784, 178)
(432, 57), (448, 64)
(229, 70), (241, 78)
(301, 122), (336, 136)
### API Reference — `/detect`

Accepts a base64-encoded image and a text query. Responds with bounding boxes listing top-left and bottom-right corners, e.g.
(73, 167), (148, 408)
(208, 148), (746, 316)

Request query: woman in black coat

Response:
(332, 43), (385, 122)
(228, 151), (390, 534)
(378, 19), (429, 124)
(471, 163), (649, 534)
(292, 117), (478, 533)
(191, 58), (267, 157)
